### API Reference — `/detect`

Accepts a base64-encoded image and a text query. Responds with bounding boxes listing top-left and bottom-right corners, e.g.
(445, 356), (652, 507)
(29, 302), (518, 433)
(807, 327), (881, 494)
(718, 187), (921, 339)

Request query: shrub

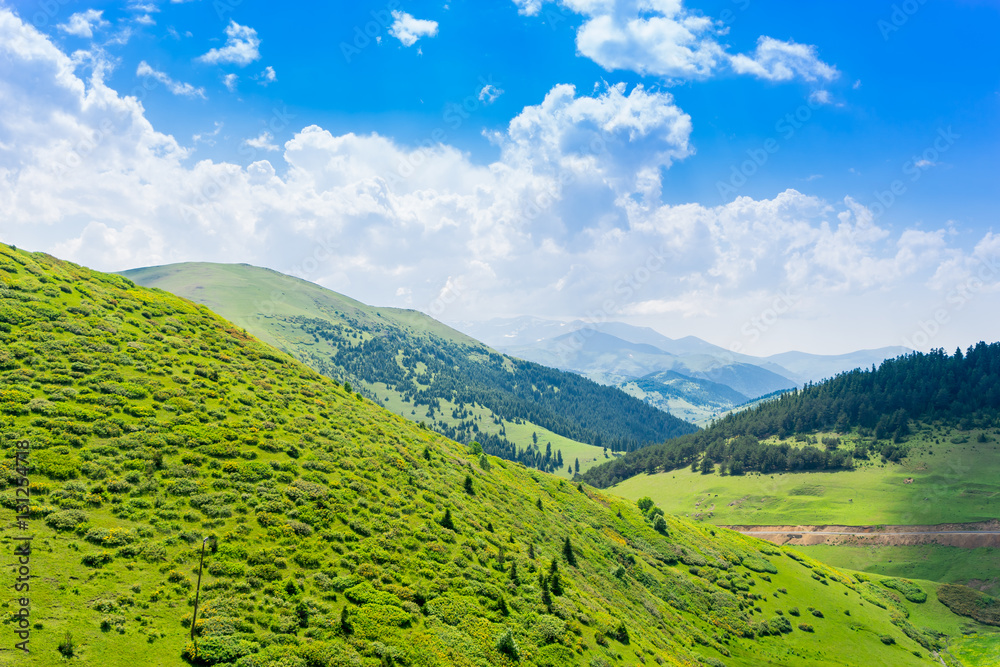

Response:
(611, 620), (630, 644)
(881, 577), (928, 603)
(495, 629), (520, 660)
(742, 556), (778, 574)
(797, 623), (814, 632)
(45, 509), (88, 531)
(182, 635), (258, 665)
(535, 614), (566, 644)
(937, 584), (1000, 626)
(880, 635), (895, 645)
(57, 631), (75, 657)
(788, 607), (800, 616)
(768, 615), (792, 634)
(82, 552), (112, 567)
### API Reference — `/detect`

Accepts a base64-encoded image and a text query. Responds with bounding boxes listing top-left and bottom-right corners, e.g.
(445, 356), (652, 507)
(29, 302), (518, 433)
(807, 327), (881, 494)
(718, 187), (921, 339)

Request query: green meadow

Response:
(7, 244), (996, 665)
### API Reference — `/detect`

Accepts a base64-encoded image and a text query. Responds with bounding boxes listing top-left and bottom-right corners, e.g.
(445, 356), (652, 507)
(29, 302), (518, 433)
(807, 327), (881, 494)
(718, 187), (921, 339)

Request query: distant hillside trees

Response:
(582, 344), (1000, 488)
(294, 316), (696, 469)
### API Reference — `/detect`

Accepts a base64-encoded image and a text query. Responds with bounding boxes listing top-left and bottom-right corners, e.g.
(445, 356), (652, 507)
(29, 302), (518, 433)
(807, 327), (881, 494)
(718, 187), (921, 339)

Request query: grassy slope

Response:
(611, 427), (1000, 605)
(122, 263), (611, 476)
(611, 427), (1000, 526)
(0, 244), (981, 666)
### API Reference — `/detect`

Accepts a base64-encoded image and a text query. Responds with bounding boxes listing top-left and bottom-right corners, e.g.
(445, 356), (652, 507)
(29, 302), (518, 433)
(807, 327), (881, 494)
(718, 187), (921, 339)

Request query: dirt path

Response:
(722, 519), (1000, 547)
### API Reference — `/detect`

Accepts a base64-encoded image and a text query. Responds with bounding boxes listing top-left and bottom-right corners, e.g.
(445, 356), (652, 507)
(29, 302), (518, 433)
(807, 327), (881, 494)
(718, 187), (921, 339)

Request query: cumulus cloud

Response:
(515, 1), (839, 87)
(730, 36), (839, 82)
(136, 61), (206, 98)
(389, 11), (438, 47)
(496, 82), (693, 203)
(0, 8), (995, 354)
(197, 21), (261, 66)
(243, 131), (278, 152)
(57, 9), (109, 38)
(573, 3), (726, 78)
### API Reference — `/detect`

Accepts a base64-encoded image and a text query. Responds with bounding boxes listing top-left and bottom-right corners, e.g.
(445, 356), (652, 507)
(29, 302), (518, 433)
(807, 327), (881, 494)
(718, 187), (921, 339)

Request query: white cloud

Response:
(257, 66), (276, 85)
(57, 10), (109, 38)
(516, 1), (839, 87)
(243, 131), (278, 152)
(730, 36), (839, 82)
(193, 122), (223, 146)
(389, 11), (438, 47)
(496, 82), (693, 202)
(197, 21), (261, 66)
(222, 73), (238, 91)
(1, 8), (996, 355)
(136, 61), (206, 98)
(512, 0), (543, 15)
(808, 90), (833, 106)
(574, 5), (726, 79)
(478, 83), (503, 104)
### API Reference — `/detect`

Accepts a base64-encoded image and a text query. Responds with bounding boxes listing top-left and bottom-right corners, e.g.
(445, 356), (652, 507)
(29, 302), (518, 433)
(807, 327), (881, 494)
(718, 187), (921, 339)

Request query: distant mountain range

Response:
(454, 317), (909, 424)
(123, 263), (695, 475)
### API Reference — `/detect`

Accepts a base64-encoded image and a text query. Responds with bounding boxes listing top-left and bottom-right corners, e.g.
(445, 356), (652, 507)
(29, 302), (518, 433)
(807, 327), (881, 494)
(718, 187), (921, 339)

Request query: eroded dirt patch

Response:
(723, 520), (1000, 547)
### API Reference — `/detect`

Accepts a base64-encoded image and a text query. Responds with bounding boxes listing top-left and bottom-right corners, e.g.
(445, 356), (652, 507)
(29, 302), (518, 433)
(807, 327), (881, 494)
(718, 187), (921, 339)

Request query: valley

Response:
(4, 244), (1000, 666)
(123, 263), (695, 478)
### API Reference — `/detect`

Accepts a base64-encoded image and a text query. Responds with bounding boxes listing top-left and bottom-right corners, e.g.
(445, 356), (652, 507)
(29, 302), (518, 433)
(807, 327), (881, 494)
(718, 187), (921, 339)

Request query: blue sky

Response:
(0, 0), (998, 355)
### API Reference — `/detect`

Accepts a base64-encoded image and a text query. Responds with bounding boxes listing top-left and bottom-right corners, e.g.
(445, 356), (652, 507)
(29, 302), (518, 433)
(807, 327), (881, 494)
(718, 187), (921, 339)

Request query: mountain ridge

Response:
(123, 262), (696, 475)
(1, 243), (978, 666)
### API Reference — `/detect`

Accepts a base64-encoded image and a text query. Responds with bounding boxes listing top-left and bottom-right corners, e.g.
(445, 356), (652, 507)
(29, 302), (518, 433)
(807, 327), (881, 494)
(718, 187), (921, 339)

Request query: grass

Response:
(952, 632), (1000, 666)
(0, 243), (986, 666)
(611, 428), (1000, 526)
(797, 545), (1000, 596)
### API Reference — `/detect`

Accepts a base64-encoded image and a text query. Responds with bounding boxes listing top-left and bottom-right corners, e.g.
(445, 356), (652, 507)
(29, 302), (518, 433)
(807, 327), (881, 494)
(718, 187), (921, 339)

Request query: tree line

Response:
(581, 344), (1000, 488)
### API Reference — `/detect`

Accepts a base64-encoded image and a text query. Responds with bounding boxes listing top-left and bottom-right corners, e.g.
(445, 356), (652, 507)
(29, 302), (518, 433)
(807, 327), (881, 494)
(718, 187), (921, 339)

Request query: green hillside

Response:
(590, 349), (1000, 604)
(123, 263), (696, 477)
(1, 244), (992, 666)
(581, 347), (1000, 488)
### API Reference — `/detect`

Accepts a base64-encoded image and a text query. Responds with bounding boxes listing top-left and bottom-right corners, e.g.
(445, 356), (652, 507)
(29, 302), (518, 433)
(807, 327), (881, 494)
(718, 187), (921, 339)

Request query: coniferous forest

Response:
(581, 345), (1000, 488)
(294, 315), (697, 469)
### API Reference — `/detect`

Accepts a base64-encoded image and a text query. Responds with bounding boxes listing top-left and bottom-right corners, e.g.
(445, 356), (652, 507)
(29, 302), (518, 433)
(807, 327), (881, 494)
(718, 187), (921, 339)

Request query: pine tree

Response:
(550, 571), (564, 596)
(464, 474), (474, 495)
(536, 498), (543, 511)
(509, 560), (519, 585)
(563, 537), (577, 567)
(441, 508), (455, 531)
(339, 606), (351, 635)
(540, 575), (552, 609)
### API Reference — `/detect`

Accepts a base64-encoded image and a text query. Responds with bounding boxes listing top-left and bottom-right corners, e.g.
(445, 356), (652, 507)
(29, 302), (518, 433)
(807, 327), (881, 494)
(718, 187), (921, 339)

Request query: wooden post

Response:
(190, 536), (213, 644)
